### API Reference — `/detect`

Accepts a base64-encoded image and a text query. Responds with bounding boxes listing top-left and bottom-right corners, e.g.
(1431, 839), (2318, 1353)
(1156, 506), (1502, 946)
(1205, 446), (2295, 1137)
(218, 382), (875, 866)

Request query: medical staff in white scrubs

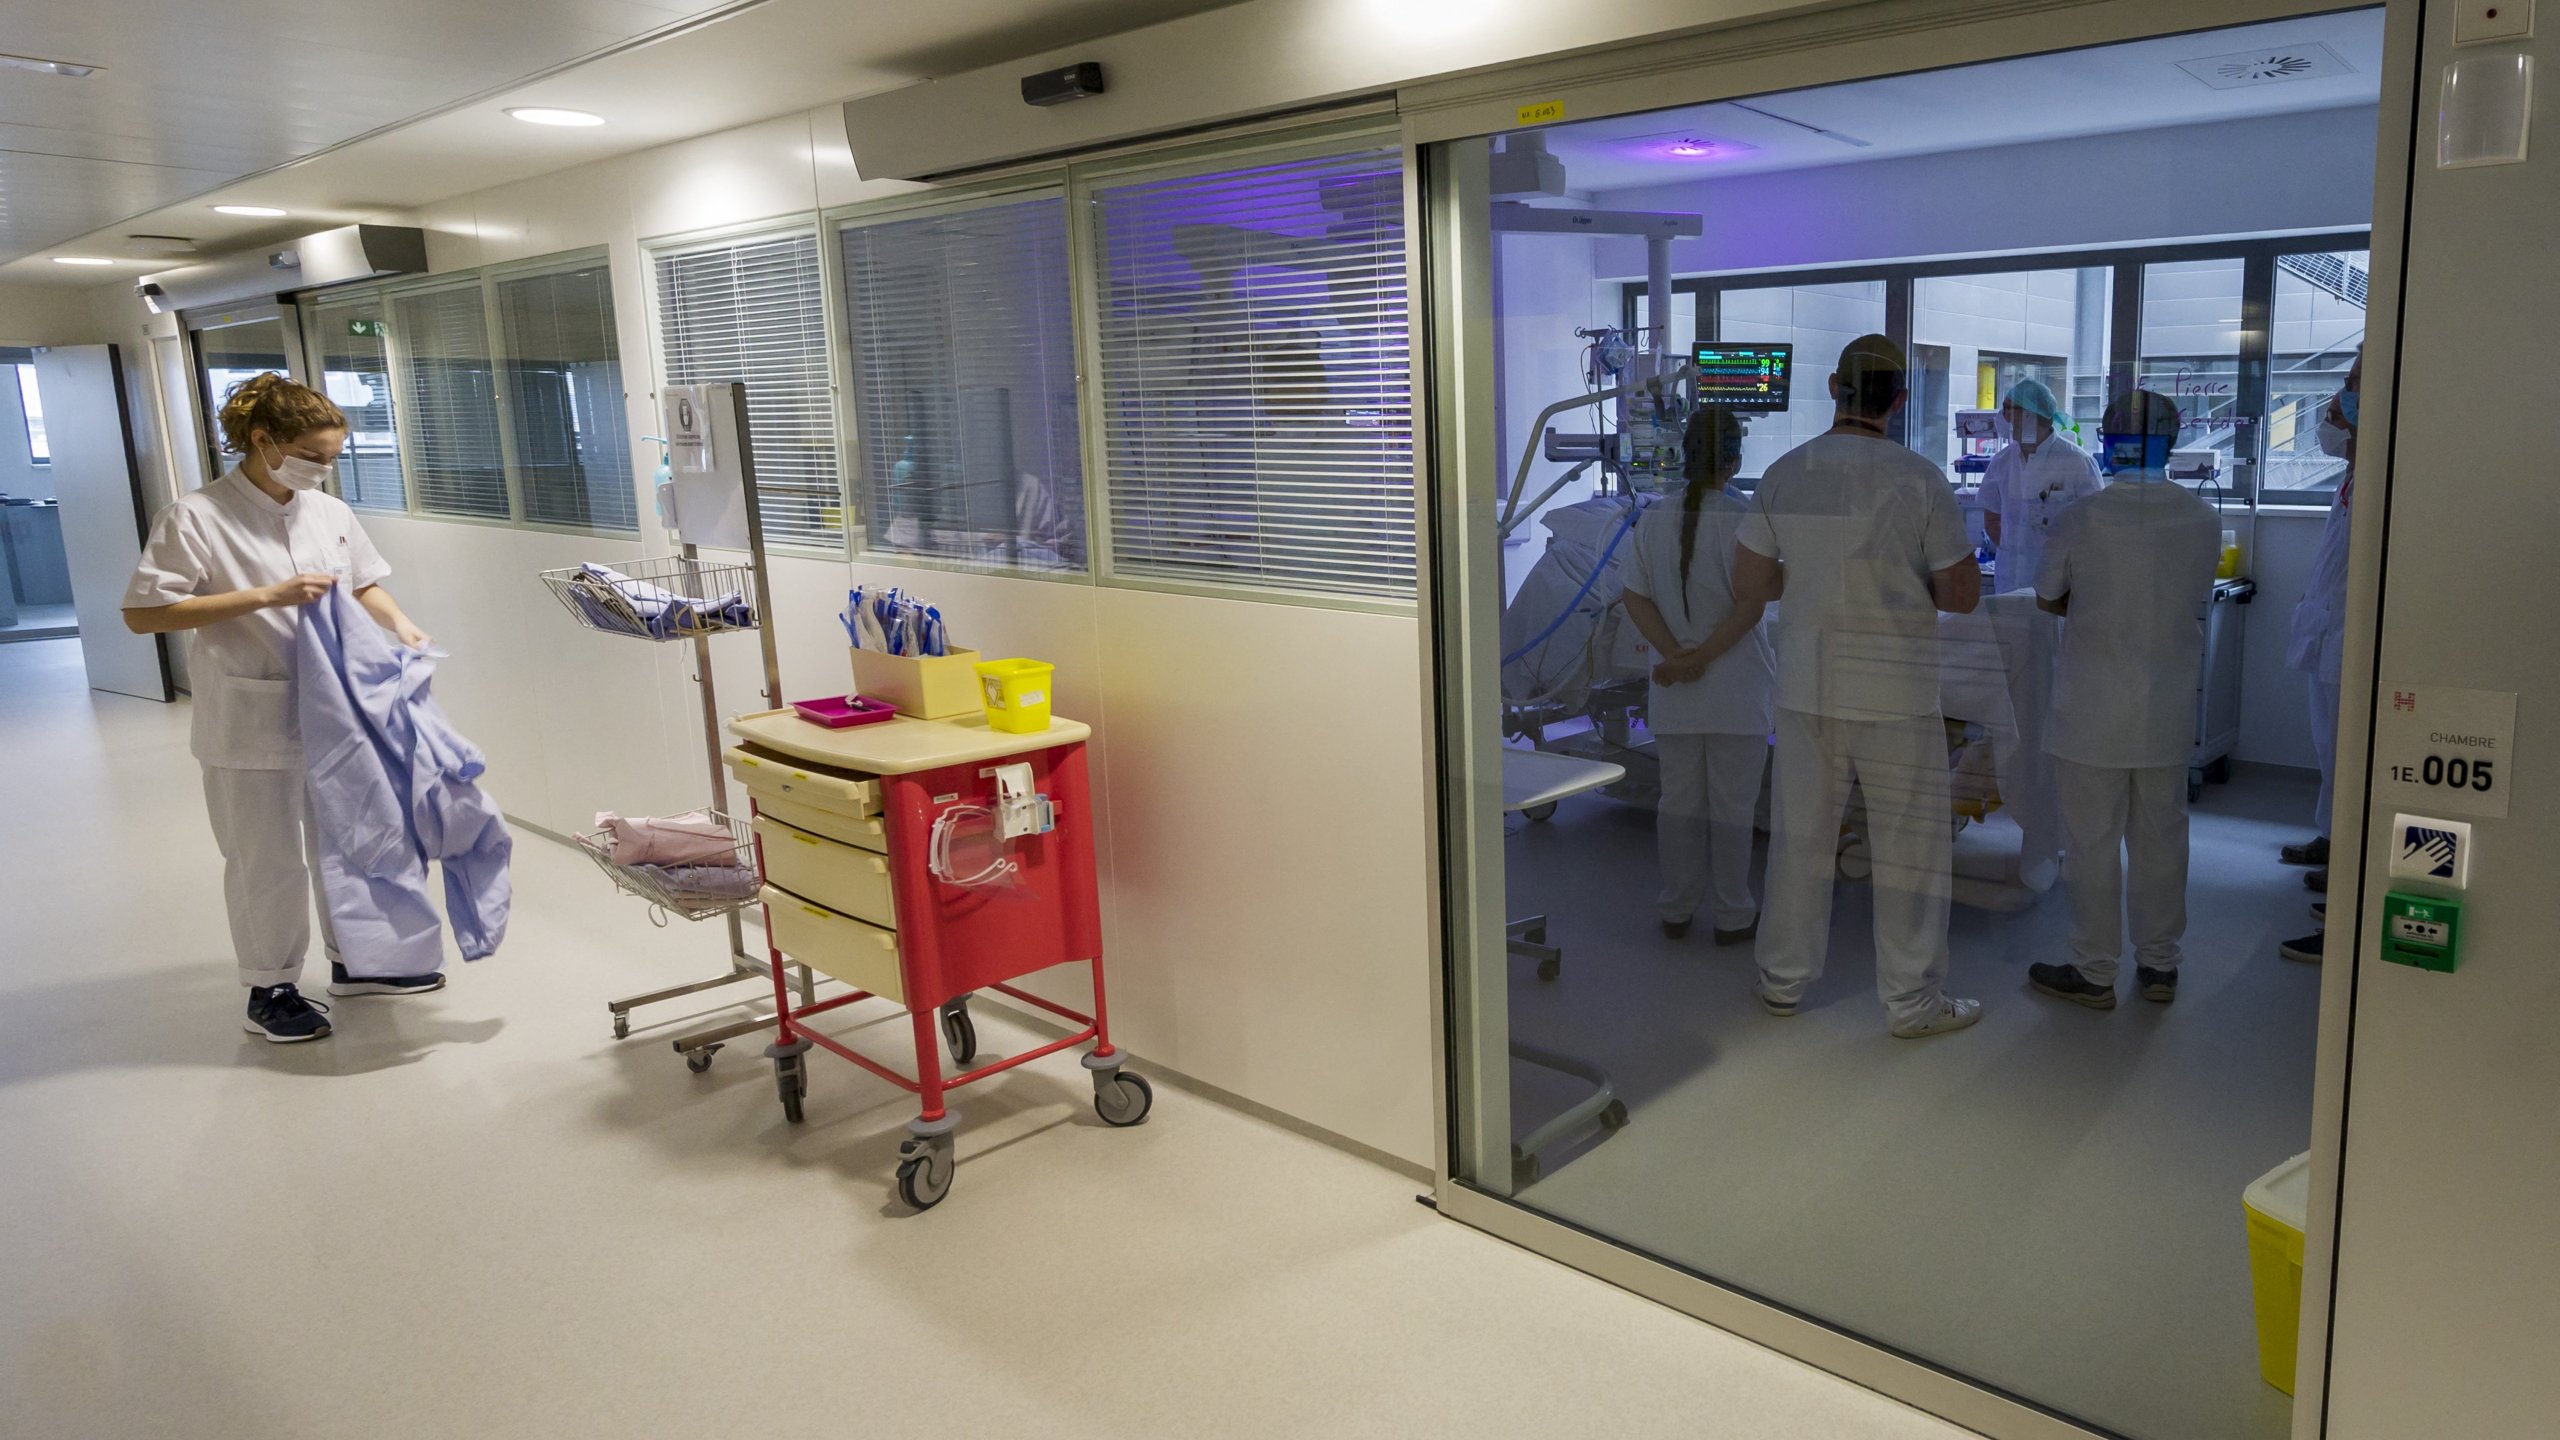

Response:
(122, 373), (439, 1043)
(2027, 390), (2222, 1009)
(1621, 409), (1775, 944)
(1732, 335), (1986, 1039)
(2278, 349), (2364, 964)
(1976, 377), (2103, 595)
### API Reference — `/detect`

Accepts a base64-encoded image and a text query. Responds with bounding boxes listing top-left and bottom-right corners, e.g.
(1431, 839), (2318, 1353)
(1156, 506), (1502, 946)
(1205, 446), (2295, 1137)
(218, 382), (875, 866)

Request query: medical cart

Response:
(723, 707), (1146, 1211)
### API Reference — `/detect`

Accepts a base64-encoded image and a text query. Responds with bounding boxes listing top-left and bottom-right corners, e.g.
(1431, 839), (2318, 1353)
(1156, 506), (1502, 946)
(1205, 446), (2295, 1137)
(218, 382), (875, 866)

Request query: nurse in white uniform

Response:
(1620, 408), (1775, 945)
(1732, 335), (1985, 1039)
(2277, 349), (2363, 964)
(2027, 390), (2223, 1009)
(1976, 378), (2103, 595)
(122, 373), (438, 1043)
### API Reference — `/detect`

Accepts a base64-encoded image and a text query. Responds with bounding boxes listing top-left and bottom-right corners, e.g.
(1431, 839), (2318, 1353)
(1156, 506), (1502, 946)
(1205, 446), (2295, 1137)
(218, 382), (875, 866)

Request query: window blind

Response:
(392, 284), (509, 520)
(497, 263), (635, 532)
(306, 293), (404, 510)
(1089, 146), (1414, 600)
(839, 196), (1085, 572)
(654, 232), (842, 548)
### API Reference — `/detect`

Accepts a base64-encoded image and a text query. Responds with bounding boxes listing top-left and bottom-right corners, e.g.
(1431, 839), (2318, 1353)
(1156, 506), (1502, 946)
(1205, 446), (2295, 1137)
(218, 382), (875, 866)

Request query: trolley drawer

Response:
(725, 747), (883, 825)
(753, 814), (896, 928)
(761, 885), (904, 1004)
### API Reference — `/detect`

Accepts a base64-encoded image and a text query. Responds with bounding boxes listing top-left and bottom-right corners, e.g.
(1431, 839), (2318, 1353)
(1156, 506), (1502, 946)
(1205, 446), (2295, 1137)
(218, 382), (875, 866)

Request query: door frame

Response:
(1403, 2), (2421, 1436)
(178, 301), (309, 482)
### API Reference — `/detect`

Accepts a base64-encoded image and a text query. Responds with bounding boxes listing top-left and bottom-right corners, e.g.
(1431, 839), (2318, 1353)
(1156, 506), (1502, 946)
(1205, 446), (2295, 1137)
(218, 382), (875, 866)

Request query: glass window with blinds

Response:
(654, 231), (842, 548)
(391, 283), (509, 520)
(306, 293), (404, 510)
(1088, 145), (1414, 601)
(838, 195), (1085, 573)
(496, 261), (635, 532)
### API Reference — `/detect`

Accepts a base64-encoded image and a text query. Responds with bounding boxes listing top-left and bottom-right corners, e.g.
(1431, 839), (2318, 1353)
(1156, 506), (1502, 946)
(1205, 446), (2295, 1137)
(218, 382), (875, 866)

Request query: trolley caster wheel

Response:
(611, 1012), (630, 1040)
(2189, 779), (2204, 805)
(940, 1002), (978, 1068)
(773, 1056), (807, 1122)
(1511, 1148), (1541, 1188)
(1524, 802), (1558, 823)
(1599, 1098), (1631, 1131)
(1094, 1071), (1154, 1127)
(1536, 956), (1561, 982)
(896, 1142), (954, 1211)
(685, 1043), (720, 1074)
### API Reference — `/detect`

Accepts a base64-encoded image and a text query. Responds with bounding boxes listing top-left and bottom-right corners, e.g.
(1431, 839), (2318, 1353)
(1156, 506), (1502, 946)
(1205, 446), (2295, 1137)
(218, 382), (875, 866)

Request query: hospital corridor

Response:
(1, 3), (2554, 1440)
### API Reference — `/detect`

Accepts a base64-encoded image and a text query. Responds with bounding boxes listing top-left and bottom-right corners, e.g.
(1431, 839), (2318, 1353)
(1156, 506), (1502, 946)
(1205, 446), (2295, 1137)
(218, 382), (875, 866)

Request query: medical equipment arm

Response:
(355, 582), (430, 649)
(1730, 542), (1785, 606)
(1932, 558), (1983, 615)
(123, 576), (335, 634)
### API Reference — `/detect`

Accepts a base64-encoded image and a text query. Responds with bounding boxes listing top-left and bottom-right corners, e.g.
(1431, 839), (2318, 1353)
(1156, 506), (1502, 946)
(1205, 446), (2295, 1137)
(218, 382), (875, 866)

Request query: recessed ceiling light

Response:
(506, 107), (604, 127)
(54, 257), (115, 266)
(0, 52), (99, 78)
(213, 204), (288, 218)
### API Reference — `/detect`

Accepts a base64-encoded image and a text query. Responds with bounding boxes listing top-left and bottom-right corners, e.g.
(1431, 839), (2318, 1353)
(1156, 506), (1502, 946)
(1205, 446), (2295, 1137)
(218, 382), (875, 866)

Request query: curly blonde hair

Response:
(218, 372), (346, 454)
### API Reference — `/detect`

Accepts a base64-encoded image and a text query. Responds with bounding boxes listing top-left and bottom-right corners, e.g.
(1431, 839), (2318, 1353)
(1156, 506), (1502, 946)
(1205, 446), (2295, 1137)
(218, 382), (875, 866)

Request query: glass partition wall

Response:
(1431, 12), (2381, 1440)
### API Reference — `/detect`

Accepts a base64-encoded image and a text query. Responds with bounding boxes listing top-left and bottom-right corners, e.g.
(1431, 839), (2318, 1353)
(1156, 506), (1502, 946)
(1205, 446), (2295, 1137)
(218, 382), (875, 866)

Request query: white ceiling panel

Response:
(1536, 10), (2387, 194)
(0, 0), (745, 261)
(2, 0), (1241, 273)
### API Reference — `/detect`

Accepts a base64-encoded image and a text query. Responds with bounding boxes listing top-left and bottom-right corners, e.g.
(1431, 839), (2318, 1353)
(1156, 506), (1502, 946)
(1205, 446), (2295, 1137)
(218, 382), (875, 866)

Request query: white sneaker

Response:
(1890, 996), (1983, 1039)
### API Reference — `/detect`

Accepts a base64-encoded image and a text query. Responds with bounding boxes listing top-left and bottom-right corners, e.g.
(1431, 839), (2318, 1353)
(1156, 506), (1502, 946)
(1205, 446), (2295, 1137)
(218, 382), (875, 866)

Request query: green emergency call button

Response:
(2381, 890), (2463, 972)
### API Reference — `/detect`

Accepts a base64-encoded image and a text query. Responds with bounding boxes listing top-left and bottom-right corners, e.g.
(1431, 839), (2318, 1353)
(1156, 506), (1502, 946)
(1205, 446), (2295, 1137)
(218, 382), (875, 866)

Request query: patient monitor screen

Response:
(1690, 343), (1794, 411)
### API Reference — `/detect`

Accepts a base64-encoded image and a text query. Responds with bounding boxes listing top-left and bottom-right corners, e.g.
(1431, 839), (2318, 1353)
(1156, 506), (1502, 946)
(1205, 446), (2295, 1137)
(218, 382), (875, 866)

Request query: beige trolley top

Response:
(725, 707), (1092, 776)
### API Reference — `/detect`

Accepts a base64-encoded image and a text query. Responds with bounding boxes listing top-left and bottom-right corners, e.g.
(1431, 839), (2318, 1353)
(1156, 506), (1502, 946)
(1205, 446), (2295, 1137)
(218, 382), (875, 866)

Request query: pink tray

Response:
(791, 694), (899, 729)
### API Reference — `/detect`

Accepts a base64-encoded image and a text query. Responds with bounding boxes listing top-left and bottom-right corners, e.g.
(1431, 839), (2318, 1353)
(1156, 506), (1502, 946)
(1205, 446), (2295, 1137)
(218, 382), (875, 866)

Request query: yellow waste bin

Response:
(974, 658), (1055, 734)
(2243, 1151), (2311, 1394)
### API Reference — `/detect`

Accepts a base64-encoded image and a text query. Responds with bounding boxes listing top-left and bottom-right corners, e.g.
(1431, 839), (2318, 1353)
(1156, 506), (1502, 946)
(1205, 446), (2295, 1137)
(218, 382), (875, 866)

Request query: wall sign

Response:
(2374, 684), (2517, 818)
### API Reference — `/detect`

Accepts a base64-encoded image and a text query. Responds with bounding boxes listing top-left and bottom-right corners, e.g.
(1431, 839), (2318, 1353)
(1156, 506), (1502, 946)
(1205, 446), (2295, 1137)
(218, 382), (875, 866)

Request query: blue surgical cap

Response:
(2005, 378), (2068, 429)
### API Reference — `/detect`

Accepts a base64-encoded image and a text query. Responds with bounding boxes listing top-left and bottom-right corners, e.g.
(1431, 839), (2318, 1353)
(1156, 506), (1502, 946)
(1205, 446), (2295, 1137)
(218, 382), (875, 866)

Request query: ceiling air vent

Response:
(2176, 41), (2354, 91)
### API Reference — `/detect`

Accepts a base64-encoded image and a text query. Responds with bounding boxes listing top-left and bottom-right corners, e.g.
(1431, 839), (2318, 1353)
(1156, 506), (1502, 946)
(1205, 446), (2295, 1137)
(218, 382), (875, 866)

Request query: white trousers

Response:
(2308, 676), (2343, 835)
(1759, 708), (1953, 1025)
(2055, 758), (2190, 983)
(1655, 732), (1768, 931)
(201, 765), (337, 989)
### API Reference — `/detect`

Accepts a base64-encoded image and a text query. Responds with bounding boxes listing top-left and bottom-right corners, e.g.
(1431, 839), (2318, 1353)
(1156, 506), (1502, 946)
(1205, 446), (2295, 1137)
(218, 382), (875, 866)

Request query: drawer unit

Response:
(753, 813), (897, 928)
(761, 886), (903, 1003)
(725, 744), (887, 852)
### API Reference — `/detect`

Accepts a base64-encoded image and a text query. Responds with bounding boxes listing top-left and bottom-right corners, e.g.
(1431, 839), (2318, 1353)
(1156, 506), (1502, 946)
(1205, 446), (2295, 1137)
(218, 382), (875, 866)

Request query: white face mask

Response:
(1991, 413), (2014, 442)
(2315, 417), (2355, 459)
(259, 444), (334, 493)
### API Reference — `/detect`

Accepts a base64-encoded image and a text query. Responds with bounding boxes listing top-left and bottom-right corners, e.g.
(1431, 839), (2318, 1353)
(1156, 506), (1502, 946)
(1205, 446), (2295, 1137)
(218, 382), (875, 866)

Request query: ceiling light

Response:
(54, 257), (115, 266)
(507, 107), (604, 127)
(213, 204), (288, 218)
(0, 52), (99, 78)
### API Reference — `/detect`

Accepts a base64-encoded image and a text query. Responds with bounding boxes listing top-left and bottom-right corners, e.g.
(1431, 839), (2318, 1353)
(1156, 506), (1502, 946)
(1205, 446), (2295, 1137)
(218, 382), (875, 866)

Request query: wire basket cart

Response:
(573, 810), (759, 923)
(537, 555), (763, 642)
(538, 383), (807, 1068)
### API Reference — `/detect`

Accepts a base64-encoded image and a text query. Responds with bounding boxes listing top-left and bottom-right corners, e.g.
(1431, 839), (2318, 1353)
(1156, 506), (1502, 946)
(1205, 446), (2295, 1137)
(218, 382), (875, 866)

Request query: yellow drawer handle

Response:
(801, 905), (830, 920)
(737, 756), (761, 768)
(867, 857), (888, 874)
(792, 833), (821, 846)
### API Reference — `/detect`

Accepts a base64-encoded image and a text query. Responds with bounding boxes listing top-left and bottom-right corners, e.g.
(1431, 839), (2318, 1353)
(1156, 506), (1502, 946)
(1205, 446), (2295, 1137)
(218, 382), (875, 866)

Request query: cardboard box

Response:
(850, 647), (982, 720)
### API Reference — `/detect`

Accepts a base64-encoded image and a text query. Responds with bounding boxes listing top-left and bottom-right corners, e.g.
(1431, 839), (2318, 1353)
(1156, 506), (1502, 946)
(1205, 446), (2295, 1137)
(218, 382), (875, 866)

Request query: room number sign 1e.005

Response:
(2373, 685), (2518, 819)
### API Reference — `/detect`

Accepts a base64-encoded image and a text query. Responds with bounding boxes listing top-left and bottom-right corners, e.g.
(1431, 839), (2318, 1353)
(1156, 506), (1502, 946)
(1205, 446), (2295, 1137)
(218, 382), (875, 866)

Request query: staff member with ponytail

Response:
(123, 373), (441, 1044)
(1621, 408), (1776, 945)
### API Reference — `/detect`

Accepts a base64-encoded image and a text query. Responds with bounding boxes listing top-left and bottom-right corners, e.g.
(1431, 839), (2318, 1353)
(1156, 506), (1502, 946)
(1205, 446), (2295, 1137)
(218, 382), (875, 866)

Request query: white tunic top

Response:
(123, 470), (391, 769)
(1621, 485), (1775, 736)
(1976, 436), (2104, 595)
(2035, 476), (2222, 769)
(1738, 432), (1975, 722)
(2286, 481), (2353, 684)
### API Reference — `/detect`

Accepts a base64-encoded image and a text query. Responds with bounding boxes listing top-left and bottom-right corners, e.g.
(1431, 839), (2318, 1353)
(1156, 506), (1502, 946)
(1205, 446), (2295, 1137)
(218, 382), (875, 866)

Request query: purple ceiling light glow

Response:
(1625, 134), (1756, 163)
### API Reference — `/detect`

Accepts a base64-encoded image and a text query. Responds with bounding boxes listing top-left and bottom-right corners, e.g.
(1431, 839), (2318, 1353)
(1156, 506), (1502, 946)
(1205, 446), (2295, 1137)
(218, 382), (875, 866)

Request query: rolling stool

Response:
(1502, 748), (1633, 1186)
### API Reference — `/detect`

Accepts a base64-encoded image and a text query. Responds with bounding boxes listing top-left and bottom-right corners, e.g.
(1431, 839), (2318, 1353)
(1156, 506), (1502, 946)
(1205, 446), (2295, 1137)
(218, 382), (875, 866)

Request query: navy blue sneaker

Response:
(2030, 962), (2117, 1010)
(328, 960), (446, 998)
(2136, 966), (2178, 1003)
(245, 984), (332, 1043)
